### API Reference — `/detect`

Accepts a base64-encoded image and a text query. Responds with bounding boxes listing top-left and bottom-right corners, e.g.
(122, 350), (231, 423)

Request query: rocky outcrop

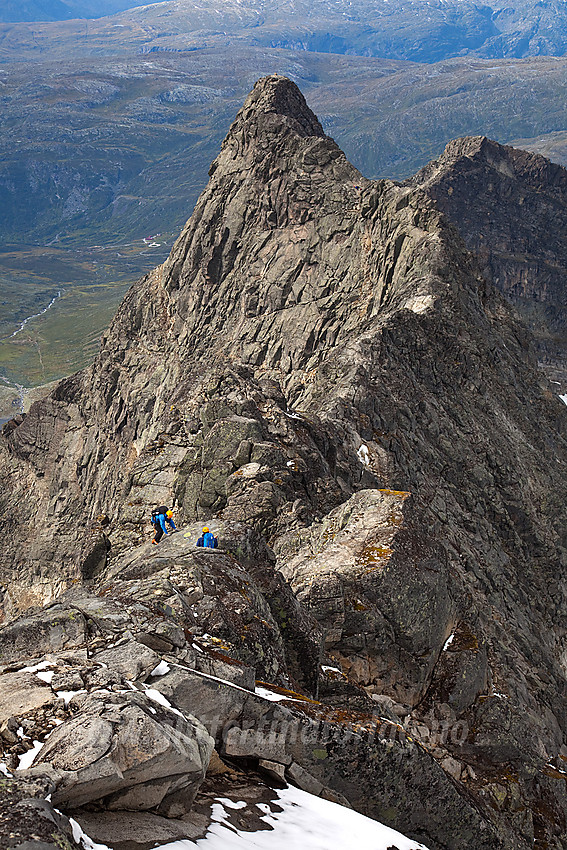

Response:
(408, 135), (567, 383)
(0, 606), (88, 666)
(0, 771), (83, 850)
(0, 534), (520, 850)
(1, 75), (567, 848)
(37, 690), (213, 815)
(278, 488), (451, 706)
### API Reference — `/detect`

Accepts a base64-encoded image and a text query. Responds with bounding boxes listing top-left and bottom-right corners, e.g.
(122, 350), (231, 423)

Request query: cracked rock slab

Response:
(34, 690), (214, 814)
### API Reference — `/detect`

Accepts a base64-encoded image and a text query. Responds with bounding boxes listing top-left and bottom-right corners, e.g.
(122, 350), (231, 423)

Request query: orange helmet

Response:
(202, 526), (209, 533)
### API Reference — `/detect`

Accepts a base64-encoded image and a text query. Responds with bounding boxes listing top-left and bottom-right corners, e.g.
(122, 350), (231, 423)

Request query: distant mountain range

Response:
(0, 0), (164, 23)
(4, 0), (567, 62)
(2, 48), (567, 248)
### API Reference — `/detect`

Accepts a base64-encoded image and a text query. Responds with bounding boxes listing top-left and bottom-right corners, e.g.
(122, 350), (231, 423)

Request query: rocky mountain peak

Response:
(418, 133), (567, 187)
(407, 135), (524, 188)
(205, 74), (331, 186)
(228, 74), (327, 141)
(408, 132), (567, 382)
(441, 134), (503, 160)
(1, 77), (567, 850)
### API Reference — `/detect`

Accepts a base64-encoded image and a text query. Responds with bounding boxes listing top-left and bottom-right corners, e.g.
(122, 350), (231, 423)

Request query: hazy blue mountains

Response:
(4, 0), (567, 63)
(0, 0), (168, 23)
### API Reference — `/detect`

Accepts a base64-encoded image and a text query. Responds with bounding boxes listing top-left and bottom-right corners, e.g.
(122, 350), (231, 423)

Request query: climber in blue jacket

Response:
(151, 506), (177, 544)
(196, 526), (218, 548)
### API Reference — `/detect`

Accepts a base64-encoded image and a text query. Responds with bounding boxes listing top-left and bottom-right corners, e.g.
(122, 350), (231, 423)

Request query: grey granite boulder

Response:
(0, 605), (87, 666)
(34, 690), (214, 816)
(0, 672), (57, 727)
(92, 639), (161, 682)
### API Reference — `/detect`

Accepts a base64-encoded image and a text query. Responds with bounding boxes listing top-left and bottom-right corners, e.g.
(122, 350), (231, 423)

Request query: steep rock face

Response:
(1, 75), (567, 847)
(278, 488), (452, 706)
(407, 135), (567, 382)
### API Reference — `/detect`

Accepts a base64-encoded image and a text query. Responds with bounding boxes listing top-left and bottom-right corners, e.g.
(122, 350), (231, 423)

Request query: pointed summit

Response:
(164, 74), (361, 302)
(207, 74), (331, 182)
(232, 74), (327, 139)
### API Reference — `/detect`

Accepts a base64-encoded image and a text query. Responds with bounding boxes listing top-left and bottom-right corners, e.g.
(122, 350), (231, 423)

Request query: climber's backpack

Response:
(203, 531), (218, 549)
(151, 506), (168, 524)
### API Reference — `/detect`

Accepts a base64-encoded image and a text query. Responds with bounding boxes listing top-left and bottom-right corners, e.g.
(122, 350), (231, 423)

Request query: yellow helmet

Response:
(202, 526), (209, 533)
(166, 510), (173, 518)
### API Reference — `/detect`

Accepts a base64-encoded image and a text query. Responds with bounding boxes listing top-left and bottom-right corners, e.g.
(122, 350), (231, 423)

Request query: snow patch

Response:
(152, 784), (430, 849)
(151, 660), (171, 677)
(21, 661), (54, 673)
(559, 394), (567, 406)
(217, 798), (247, 810)
(144, 687), (186, 719)
(443, 633), (455, 651)
(56, 689), (86, 705)
(357, 444), (370, 466)
(18, 740), (44, 770)
(36, 670), (55, 683)
(256, 802), (271, 814)
(254, 686), (296, 702)
(0, 763), (12, 777)
(70, 816), (112, 850)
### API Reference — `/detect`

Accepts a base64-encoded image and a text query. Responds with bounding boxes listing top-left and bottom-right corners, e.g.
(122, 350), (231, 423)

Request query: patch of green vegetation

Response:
(0, 241), (171, 386)
(312, 747), (328, 759)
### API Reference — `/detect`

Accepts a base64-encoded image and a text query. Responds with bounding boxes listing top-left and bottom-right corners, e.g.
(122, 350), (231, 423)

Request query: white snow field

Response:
(154, 785), (430, 850)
